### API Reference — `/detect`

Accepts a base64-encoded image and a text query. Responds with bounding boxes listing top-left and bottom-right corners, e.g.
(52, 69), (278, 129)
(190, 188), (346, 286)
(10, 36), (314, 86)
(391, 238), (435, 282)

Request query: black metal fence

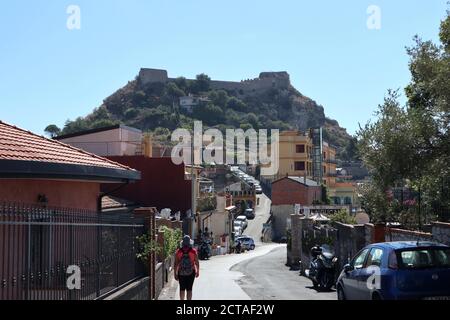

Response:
(0, 203), (146, 300)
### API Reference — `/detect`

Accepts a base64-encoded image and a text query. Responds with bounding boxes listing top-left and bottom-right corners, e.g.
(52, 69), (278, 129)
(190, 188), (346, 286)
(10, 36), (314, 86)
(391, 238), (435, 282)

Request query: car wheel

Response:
(372, 292), (382, 300)
(250, 245), (255, 250)
(337, 285), (346, 300)
(312, 279), (319, 289)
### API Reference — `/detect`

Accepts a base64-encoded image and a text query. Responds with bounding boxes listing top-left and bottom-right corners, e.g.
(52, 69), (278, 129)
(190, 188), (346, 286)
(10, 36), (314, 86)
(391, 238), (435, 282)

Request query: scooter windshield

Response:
(321, 244), (334, 255)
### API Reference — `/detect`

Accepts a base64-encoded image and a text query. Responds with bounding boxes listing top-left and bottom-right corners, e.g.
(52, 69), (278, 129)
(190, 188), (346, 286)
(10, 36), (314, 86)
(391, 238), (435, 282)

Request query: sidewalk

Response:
(158, 274), (179, 300)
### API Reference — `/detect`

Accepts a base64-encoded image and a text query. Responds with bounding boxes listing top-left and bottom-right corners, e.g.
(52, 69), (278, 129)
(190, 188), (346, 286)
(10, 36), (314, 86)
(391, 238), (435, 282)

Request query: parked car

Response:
(244, 208), (255, 220)
(233, 228), (242, 237)
(336, 241), (450, 300)
(255, 186), (263, 194)
(234, 220), (243, 229)
(235, 215), (248, 229)
(236, 236), (256, 250)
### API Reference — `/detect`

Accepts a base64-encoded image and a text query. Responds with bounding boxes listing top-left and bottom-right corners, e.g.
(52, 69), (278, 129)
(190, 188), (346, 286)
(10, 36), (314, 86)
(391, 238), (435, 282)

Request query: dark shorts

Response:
(179, 273), (195, 291)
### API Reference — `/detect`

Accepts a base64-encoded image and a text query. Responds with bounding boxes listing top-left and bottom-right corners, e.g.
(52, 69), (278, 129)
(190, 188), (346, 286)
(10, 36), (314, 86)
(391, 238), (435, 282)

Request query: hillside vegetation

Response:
(51, 72), (354, 158)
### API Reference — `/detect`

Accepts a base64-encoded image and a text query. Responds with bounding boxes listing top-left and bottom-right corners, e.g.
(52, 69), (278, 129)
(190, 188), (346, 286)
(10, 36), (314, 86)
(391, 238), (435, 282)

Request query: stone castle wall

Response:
(138, 68), (290, 94)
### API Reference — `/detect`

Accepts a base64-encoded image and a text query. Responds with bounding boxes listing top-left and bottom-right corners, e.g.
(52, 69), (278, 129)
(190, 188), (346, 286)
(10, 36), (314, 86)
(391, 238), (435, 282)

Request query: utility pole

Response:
(191, 135), (196, 239)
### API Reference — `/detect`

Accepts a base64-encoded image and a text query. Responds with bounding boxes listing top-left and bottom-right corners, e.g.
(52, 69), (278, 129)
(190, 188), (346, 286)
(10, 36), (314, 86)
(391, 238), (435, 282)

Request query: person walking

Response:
(174, 235), (200, 300)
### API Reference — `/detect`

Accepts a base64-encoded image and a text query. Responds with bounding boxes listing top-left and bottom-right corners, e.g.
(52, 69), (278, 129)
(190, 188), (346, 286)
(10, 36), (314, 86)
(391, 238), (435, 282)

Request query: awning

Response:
(310, 212), (330, 222)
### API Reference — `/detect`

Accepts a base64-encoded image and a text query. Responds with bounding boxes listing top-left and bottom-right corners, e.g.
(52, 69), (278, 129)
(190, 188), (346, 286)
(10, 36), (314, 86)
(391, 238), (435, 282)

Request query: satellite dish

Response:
(161, 208), (171, 219)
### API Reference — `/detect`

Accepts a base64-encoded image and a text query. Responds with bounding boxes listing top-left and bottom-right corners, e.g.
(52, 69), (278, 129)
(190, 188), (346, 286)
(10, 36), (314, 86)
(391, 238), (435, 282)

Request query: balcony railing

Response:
(325, 172), (338, 177)
(325, 158), (338, 164)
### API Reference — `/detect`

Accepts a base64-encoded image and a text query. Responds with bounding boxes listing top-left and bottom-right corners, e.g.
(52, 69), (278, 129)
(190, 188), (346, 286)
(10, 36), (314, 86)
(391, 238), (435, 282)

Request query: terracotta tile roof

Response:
(102, 196), (136, 209)
(0, 121), (136, 171)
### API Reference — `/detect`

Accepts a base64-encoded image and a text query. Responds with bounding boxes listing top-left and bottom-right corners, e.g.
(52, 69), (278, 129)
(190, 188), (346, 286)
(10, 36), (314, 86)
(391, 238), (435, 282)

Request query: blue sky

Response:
(0, 0), (447, 136)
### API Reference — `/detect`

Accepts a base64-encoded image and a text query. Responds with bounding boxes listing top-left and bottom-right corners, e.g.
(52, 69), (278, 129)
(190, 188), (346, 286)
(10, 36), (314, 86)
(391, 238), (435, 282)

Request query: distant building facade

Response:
(55, 125), (152, 157)
(271, 176), (321, 241)
(179, 94), (209, 113)
(266, 130), (357, 206)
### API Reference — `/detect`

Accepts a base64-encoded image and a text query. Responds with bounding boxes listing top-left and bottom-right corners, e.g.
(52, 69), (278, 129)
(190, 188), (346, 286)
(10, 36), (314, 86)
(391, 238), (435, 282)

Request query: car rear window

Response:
(397, 248), (450, 269)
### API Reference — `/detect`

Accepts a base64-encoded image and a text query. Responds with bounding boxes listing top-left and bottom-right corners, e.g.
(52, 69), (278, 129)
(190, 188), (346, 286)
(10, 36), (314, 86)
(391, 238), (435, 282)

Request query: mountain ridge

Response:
(56, 68), (353, 158)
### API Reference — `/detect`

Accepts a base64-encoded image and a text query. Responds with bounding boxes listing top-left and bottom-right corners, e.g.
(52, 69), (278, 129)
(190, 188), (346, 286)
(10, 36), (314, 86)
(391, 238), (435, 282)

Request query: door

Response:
(357, 247), (384, 300)
(341, 248), (370, 300)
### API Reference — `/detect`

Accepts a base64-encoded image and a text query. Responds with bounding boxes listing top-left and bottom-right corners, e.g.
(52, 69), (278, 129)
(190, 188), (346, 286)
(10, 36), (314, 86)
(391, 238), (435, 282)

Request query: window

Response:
(296, 144), (305, 153)
(323, 166), (326, 174)
(398, 248), (450, 269)
(366, 248), (384, 267)
(295, 161), (305, 171)
(352, 248), (370, 269)
(323, 152), (326, 159)
(344, 197), (352, 205)
(388, 251), (398, 269)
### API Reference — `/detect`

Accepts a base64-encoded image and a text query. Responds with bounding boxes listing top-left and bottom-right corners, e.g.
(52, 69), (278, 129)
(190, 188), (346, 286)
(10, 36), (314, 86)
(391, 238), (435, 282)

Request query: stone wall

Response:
(334, 222), (366, 269)
(288, 217), (369, 271)
(155, 256), (175, 300)
(138, 68), (290, 94)
(385, 228), (433, 242)
(139, 68), (168, 84)
(364, 223), (374, 246)
(104, 277), (150, 300)
(272, 204), (294, 241)
(432, 222), (450, 245)
(289, 215), (450, 274)
(384, 222), (450, 245)
(155, 262), (164, 298)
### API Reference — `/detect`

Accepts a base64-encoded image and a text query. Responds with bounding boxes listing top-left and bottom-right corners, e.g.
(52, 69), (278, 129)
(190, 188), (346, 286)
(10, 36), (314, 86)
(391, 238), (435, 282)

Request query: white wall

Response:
(59, 126), (143, 156)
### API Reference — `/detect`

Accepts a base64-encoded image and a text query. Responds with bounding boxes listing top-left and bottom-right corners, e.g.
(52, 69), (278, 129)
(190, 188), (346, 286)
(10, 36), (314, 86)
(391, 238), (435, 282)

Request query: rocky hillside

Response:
(56, 70), (353, 157)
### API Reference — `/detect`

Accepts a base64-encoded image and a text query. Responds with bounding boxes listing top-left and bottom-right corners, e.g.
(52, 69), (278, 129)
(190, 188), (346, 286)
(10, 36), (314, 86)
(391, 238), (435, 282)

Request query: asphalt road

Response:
(244, 194), (271, 243)
(231, 246), (337, 300)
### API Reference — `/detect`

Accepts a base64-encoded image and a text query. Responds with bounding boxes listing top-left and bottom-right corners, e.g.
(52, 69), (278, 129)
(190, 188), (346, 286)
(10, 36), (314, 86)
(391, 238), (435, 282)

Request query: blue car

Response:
(236, 236), (256, 251)
(336, 241), (450, 300)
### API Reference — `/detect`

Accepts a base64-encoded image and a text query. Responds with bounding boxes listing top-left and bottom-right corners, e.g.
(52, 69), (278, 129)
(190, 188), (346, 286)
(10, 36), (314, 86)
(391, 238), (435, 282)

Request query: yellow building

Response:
(278, 130), (314, 178)
(322, 141), (337, 188)
(269, 130), (357, 206)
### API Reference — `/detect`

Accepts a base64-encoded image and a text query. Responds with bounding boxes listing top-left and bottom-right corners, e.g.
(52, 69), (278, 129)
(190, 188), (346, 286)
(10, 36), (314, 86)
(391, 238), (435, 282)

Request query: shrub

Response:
(136, 234), (160, 263)
(160, 226), (183, 257)
(329, 210), (357, 225)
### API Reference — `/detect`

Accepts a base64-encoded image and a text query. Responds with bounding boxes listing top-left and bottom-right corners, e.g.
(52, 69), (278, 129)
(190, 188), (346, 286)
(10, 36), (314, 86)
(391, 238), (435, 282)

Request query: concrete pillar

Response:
(289, 214), (302, 267)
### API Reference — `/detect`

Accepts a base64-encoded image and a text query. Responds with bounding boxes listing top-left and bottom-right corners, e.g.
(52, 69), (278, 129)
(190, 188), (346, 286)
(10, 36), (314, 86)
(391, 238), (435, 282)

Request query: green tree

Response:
(329, 210), (357, 225)
(165, 82), (186, 100)
(342, 136), (360, 161)
(192, 73), (211, 93)
(62, 117), (90, 135)
(227, 97), (247, 112)
(321, 185), (331, 205)
(173, 77), (189, 92)
(246, 113), (260, 129)
(209, 90), (229, 108)
(240, 123), (253, 131)
(44, 124), (61, 138)
(124, 108), (139, 120)
(357, 9), (450, 224)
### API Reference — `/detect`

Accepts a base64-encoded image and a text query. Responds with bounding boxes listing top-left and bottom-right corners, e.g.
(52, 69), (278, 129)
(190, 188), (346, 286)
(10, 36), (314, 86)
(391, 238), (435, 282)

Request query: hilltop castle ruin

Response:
(137, 68), (291, 95)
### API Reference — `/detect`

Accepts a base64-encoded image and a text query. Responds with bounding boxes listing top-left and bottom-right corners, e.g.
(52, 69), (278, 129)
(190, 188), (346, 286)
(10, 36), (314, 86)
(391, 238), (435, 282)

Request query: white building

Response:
(55, 124), (152, 157)
(179, 95), (209, 112)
